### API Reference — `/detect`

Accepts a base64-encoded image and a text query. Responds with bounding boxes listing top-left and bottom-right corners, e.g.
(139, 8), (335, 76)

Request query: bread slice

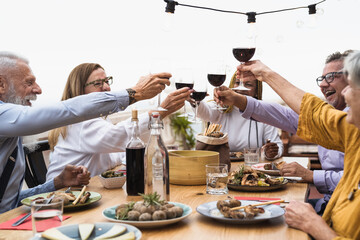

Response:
(79, 223), (95, 240)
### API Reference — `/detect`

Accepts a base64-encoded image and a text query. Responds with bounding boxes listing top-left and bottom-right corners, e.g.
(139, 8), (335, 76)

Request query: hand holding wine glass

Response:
(149, 59), (172, 111)
(174, 68), (194, 117)
(232, 47), (256, 91)
(190, 80), (207, 123)
(207, 61), (227, 110)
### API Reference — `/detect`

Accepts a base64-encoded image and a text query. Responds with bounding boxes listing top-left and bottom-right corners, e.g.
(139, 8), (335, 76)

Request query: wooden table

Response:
(0, 157), (310, 240)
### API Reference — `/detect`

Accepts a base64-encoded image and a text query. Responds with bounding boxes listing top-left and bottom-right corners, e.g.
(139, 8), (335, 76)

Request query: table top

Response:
(0, 157), (310, 240)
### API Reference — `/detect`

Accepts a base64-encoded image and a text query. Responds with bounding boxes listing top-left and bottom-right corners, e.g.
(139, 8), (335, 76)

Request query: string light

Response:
(164, 0), (326, 24)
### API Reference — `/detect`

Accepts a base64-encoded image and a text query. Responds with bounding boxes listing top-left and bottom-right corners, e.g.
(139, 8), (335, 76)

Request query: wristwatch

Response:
(126, 88), (137, 105)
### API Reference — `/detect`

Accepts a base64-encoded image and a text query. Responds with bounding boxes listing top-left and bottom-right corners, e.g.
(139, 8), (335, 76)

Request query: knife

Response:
(12, 194), (55, 227)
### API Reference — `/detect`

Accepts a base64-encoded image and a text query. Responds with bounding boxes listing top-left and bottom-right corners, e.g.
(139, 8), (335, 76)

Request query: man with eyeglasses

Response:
(213, 50), (352, 215)
(0, 52), (171, 213)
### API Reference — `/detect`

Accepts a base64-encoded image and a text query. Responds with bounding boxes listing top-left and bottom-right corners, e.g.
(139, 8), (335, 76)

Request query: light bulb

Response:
(162, 12), (175, 32)
(246, 23), (258, 41)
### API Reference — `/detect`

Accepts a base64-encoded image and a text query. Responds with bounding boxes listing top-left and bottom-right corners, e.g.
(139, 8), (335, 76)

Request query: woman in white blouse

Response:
(195, 71), (283, 159)
(46, 63), (191, 180)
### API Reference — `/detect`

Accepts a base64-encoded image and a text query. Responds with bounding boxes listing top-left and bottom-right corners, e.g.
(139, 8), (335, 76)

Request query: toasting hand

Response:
(132, 72), (171, 102)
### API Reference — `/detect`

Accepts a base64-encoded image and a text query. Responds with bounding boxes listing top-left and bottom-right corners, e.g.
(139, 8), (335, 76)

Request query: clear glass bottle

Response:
(126, 109), (145, 196)
(144, 112), (170, 201)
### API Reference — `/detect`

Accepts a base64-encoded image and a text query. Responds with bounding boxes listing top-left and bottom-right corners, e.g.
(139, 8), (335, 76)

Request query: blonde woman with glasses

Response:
(46, 63), (191, 180)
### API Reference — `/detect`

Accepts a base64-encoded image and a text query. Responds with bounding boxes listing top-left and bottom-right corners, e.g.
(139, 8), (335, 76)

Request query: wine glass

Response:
(189, 80), (207, 123)
(174, 68), (194, 117)
(207, 61), (227, 110)
(232, 47), (256, 91)
(149, 59), (172, 111)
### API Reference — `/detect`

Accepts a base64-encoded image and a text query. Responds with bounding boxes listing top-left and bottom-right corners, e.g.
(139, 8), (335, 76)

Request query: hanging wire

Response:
(165, 0), (326, 22)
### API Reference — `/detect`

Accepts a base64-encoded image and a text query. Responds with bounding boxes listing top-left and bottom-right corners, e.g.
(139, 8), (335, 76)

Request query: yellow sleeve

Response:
(296, 93), (352, 153)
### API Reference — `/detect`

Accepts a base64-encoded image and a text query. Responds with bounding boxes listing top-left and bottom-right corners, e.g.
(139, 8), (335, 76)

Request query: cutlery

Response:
(230, 199), (285, 211)
(12, 194), (55, 226)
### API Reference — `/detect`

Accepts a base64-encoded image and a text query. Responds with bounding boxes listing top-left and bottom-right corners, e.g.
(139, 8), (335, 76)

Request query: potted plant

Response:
(170, 113), (196, 150)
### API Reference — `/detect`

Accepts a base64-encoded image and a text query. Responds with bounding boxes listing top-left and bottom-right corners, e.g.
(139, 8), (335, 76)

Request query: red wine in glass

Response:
(232, 48), (256, 62)
(175, 82), (194, 89)
(191, 91), (207, 101)
(207, 74), (226, 87)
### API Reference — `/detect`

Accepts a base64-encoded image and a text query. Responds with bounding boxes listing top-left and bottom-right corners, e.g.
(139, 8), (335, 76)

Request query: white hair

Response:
(0, 51), (29, 77)
(344, 50), (360, 88)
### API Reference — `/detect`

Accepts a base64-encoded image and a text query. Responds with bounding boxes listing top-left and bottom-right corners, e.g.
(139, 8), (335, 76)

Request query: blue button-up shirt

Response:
(0, 90), (129, 213)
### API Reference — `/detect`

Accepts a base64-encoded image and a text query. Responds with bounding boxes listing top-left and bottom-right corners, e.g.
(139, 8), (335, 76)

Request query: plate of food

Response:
(227, 165), (288, 192)
(196, 199), (285, 224)
(102, 192), (192, 228)
(21, 188), (101, 210)
(229, 151), (244, 161)
(251, 161), (285, 176)
(31, 222), (141, 240)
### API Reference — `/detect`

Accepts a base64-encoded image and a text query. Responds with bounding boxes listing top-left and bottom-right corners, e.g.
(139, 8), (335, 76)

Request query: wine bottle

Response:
(126, 109), (145, 196)
(144, 112), (170, 201)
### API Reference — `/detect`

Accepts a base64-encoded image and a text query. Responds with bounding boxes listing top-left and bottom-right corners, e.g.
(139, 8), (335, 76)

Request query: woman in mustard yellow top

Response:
(214, 51), (360, 240)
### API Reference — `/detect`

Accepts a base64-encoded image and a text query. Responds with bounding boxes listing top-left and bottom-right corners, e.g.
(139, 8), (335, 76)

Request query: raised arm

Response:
(239, 60), (306, 114)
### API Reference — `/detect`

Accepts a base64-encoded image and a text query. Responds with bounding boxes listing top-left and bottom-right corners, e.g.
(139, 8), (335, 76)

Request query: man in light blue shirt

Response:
(0, 51), (171, 213)
(214, 50), (351, 215)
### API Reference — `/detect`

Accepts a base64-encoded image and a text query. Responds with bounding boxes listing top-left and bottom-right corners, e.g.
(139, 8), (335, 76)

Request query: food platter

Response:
(21, 191), (101, 210)
(251, 163), (280, 176)
(227, 179), (288, 192)
(30, 222), (141, 240)
(102, 202), (192, 228)
(229, 152), (244, 161)
(196, 200), (284, 224)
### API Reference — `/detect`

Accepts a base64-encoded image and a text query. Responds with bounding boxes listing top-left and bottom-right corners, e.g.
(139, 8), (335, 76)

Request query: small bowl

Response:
(99, 172), (126, 189)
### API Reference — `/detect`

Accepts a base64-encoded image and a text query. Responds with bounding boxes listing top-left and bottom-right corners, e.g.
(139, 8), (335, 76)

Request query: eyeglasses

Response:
(84, 76), (113, 88)
(316, 72), (343, 86)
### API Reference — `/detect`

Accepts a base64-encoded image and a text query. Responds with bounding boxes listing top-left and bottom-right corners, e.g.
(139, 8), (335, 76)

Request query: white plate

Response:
(102, 202), (192, 228)
(30, 222), (141, 240)
(251, 163), (280, 176)
(196, 200), (284, 224)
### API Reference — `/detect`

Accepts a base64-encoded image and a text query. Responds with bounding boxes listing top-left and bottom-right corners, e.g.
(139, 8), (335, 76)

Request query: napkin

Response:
(235, 196), (282, 205)
(0, 214), (71, 231)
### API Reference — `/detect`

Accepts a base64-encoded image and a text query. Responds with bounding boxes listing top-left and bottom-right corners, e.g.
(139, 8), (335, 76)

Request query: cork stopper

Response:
(131, 109), (138, 121)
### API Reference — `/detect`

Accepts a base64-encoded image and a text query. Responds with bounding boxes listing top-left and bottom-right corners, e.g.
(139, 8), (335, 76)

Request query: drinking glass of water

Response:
(206, 164), (228, 195)
(243, 148), (260, 166)
(31, 199), (63, 237)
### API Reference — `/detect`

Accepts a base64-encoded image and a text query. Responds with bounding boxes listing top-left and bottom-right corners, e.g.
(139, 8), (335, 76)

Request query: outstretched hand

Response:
(158, 87), (193, 119)
(132, 72), (171, 101)
(237, 60), (272, 82)
(54, 165), (91, 189)
(214, 86), (247, 111)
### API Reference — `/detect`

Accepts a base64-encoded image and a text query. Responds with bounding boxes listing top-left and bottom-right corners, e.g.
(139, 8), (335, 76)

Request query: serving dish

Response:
(30, 222), (141, 240)
(227, 179), (288, 192)
(251, 163), (280, 176)
(102, 202), (192, 228)
(21, 191), (101, 210)
(196, 200), (284, 224)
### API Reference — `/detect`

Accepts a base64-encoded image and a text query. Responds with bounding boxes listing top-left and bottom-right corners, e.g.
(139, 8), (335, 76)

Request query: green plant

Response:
(170, 112), (196, 150)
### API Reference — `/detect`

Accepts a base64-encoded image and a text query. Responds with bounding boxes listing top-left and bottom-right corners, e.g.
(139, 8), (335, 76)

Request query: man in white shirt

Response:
(0, 51), (170, 213)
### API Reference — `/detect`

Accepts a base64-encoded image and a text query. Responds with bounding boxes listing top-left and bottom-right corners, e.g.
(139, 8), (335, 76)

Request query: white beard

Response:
(4, 82), (37, 106)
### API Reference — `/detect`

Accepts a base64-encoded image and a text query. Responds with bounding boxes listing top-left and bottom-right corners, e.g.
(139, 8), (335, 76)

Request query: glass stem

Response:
(158, 94), (161, 107)
(194, 102), (198, 122)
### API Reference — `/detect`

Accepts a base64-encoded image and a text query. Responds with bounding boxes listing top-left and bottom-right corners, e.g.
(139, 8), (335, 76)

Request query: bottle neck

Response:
(131, 119), (140, 139)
